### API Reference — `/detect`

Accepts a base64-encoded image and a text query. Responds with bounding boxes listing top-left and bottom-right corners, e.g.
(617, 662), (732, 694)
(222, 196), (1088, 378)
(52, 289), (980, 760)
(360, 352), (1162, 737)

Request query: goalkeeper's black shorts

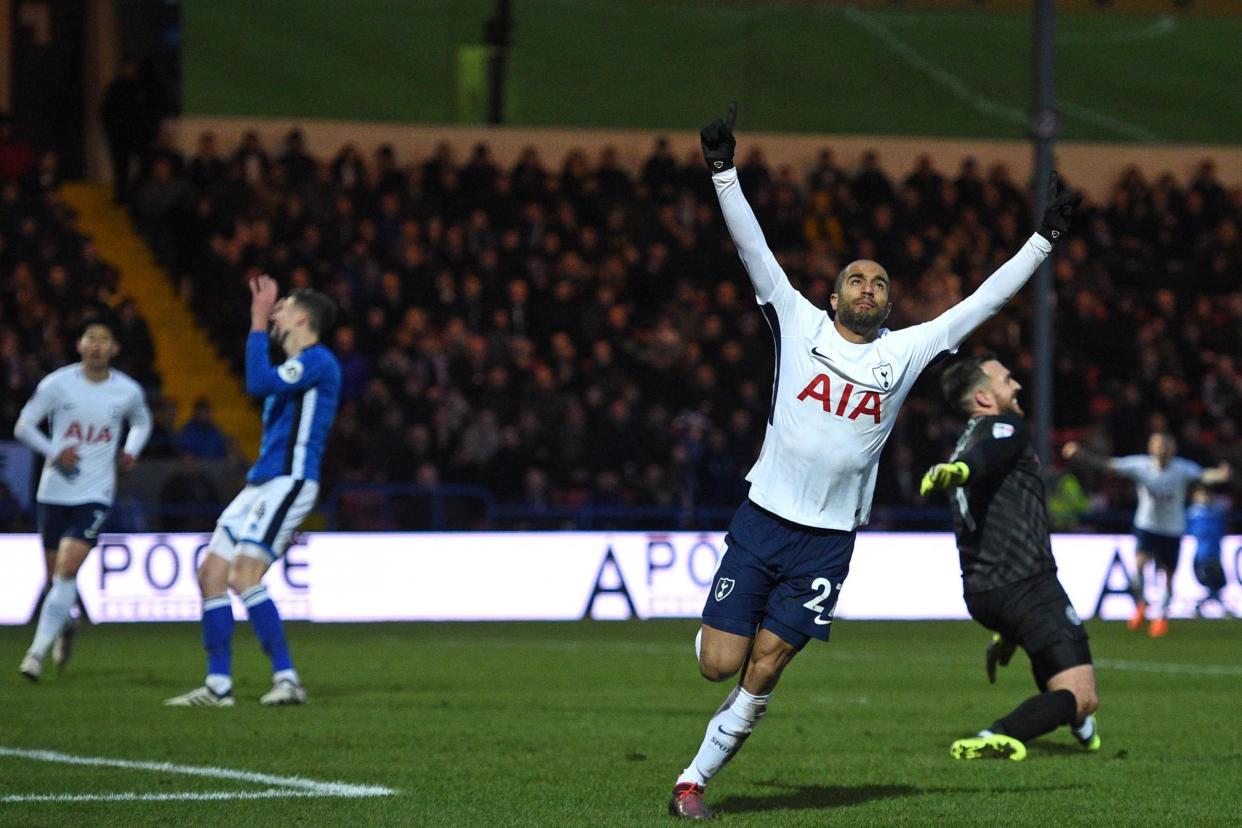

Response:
(965, 571), (1093, 691)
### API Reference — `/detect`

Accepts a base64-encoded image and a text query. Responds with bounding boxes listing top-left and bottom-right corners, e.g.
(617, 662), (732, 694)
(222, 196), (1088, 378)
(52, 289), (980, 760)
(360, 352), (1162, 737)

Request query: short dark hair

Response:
(77, 315), (119, 341)
(288, 288), (336, 336)
(940, 351), (999, 416)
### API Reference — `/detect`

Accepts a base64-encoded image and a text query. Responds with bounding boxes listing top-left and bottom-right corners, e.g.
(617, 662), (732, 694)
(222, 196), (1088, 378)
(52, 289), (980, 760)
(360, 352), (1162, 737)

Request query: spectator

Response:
(177, 397), (230, 460)
(158, 451), (221, 532)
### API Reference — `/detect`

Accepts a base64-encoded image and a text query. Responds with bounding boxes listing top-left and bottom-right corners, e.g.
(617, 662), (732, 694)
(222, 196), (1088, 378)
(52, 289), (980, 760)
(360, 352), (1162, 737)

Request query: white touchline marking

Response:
(0, 746), (397, 803)
(4, 790), (355, 804)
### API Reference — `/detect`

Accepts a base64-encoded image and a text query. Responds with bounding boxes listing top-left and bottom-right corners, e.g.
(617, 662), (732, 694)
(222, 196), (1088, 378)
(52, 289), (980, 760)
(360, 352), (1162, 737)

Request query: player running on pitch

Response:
(667, 104), (1080, 820)
(166, 276), (340, 707)
(17, 318), (151, 680)
(1063, 433), (1230, 636)
(923, 353), (1100, 761)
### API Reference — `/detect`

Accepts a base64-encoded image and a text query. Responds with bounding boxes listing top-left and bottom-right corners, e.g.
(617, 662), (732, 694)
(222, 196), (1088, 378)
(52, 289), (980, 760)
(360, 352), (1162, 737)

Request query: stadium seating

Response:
(115, 133), (1242, 529)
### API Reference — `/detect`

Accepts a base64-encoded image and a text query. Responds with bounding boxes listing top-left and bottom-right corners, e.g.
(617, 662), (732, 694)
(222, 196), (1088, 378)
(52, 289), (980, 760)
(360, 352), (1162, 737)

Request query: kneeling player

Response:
(923, 354), (1099, 760)
(166, 276), (339, 707)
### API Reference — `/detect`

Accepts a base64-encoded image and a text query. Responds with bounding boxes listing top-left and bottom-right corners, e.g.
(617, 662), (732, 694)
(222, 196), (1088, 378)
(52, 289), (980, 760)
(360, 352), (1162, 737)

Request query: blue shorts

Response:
(702, 499), (856, 649)
(1135, 529), (1181, 571)
(38, 502), (110, 551)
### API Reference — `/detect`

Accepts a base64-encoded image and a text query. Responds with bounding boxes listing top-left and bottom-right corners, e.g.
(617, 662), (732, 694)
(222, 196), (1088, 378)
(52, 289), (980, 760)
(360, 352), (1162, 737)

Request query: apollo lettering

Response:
(62, 422), (115, 443)
(796, 374), (882, 423)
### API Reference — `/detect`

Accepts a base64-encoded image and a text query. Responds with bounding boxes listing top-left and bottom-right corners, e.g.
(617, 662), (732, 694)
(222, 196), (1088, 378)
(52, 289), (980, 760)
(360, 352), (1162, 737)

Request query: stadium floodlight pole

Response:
(1031, 0), (1058, 468)
(484, 0), (515, 124)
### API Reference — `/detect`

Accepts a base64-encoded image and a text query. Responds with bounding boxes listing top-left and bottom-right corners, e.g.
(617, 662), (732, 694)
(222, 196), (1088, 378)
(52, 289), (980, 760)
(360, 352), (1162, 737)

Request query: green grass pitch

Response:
(2, 619), (1240, 826)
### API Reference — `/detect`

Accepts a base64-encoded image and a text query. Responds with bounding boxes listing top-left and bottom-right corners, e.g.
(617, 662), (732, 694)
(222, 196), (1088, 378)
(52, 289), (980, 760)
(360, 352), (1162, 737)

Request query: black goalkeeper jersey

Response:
(949, 414), (1057, 594)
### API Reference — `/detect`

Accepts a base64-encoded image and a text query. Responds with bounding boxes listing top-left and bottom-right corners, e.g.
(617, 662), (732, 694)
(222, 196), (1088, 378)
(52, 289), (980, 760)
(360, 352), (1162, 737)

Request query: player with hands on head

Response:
(925, 353), (1100, 761)
(165, 275), (340, 707)
(668, 103), (1080, 818)
(16, 318), (151, 680)
(1062, 434), (1231, 636)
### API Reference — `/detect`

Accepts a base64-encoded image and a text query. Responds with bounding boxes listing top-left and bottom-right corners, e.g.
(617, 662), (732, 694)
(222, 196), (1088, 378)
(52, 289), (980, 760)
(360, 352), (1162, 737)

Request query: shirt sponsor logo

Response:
(993, 423), (1016, 439)
(796, 374), (883, 423)
(62, 423), (114, 443)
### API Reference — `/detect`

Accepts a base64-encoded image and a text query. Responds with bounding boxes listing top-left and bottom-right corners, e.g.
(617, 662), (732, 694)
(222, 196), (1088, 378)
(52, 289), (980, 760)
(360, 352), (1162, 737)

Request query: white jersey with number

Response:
(14, 364), (152, 506)
(713, 168), (1051, 530)
(1110, 455), (1203, 535)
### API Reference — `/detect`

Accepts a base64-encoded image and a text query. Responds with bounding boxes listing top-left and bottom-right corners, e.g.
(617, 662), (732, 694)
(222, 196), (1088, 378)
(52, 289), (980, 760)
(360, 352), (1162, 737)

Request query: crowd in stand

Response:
(5, 112), (1240, 530)
(121, 127), (1241, 529)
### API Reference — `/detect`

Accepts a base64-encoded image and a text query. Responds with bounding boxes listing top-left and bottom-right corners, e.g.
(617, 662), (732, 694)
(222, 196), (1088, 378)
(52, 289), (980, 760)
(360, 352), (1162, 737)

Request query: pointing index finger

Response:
(725, 101), (738, 131)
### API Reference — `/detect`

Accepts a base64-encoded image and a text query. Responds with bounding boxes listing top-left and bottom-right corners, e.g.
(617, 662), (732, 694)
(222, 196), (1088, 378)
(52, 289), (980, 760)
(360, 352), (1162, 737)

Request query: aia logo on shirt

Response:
(796, 374), (882, 423)
(62, 422), (114, 443)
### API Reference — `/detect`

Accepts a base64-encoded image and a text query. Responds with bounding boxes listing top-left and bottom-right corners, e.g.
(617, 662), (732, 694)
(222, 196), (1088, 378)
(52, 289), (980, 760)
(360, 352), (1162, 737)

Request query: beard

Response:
(268, 325), (288, 346)
(836, 301), (887, 336)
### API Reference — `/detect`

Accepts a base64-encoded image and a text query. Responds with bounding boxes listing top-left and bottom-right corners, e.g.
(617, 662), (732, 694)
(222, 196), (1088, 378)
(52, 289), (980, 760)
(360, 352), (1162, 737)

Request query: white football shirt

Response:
(14, 364), (152, 506)
(1110, 455), (1203, 535)
(714, 168), (1050, 530)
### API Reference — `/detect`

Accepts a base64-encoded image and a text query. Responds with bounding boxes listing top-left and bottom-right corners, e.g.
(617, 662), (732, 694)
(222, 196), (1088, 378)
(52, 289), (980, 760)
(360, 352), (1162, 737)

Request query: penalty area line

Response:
(0, 746), (397, 801)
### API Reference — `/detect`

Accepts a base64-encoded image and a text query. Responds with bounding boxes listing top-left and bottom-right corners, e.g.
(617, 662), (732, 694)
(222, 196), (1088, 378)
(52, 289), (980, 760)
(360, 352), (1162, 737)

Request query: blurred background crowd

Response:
(2, 123), (1239, 530)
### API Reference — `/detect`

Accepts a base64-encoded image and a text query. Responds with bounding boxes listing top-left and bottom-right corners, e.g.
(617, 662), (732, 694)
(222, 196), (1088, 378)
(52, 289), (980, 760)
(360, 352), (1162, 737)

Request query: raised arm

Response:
(712, 169), (788, 304)
(701, 102), (788, 305)
(1201, 462), (1232, 486)
(1062, 441), (1130, 475)
(923, 172), (1080, 352)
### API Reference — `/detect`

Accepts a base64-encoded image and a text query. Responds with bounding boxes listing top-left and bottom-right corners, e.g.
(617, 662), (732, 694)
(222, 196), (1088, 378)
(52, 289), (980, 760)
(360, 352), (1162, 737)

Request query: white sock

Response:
(29, 576), (77, 659)
(677, 686), (770, 787)
(1073, 714), (1096, 742)
(205, 673), (233, 695)
(274, 668), (300, 686)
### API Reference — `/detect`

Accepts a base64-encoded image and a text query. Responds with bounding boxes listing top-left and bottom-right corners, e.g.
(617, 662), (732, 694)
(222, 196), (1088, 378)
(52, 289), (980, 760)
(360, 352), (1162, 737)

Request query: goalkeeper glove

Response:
(919, 461), (970, 496)
(1035, 171), (1082, 244)
(985, 633), (1017, 684)
(701, 101), (738, 173)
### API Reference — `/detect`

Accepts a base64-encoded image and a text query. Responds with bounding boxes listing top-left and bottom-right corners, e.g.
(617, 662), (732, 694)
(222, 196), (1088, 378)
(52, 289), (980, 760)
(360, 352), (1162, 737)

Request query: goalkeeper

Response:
(923, 353), (1101, 761)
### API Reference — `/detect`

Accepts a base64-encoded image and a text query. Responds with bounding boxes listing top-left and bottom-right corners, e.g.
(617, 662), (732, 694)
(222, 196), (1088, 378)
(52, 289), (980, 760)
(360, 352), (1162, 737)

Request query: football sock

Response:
(1072, 713), (1097, 742)
(678, 686), (771, 787)
(991, 689), (1077, 743)
(202, 594), (234, 694)
(242, 586), (294, 675)
(28, 576), (77, 659)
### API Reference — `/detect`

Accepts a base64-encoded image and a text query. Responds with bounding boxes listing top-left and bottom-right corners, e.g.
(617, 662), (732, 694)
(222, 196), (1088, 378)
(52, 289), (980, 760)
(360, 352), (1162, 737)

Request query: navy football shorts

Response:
(1134, 529), (1182, 571)
(38, 501), (109, 551)
(702, 499), (856, 649)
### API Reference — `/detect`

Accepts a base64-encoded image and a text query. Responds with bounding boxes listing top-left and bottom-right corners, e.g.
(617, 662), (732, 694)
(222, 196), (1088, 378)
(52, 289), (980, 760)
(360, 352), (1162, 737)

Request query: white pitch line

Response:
(1095, 658), (1242, 677)
(0, 746), (397, 801)
(3, 790), (348, 804)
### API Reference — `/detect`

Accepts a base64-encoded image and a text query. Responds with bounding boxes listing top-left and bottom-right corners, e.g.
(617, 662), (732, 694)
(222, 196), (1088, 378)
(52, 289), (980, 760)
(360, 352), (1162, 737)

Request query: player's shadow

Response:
(713, 781), (919, 813)
(714, 780), (1085, 814)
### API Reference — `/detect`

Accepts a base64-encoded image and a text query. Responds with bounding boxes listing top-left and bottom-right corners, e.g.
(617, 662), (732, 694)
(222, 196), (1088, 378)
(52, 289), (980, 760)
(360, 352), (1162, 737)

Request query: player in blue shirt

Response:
(166, 276), (340, 707)
(1187, 485), (1231, 617)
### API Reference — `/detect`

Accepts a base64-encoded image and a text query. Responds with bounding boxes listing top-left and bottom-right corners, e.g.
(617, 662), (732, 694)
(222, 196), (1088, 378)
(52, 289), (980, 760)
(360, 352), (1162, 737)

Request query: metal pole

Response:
(1032, 0), (1057, 468)
(485, 0), (513, 125)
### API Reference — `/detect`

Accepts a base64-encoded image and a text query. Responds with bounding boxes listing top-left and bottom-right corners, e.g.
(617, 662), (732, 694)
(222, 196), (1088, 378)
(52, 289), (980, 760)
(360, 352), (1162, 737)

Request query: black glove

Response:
(700, 101), (738, 173)
(985, 633), (1016, 684)
(1036, 171), (1082, 244)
